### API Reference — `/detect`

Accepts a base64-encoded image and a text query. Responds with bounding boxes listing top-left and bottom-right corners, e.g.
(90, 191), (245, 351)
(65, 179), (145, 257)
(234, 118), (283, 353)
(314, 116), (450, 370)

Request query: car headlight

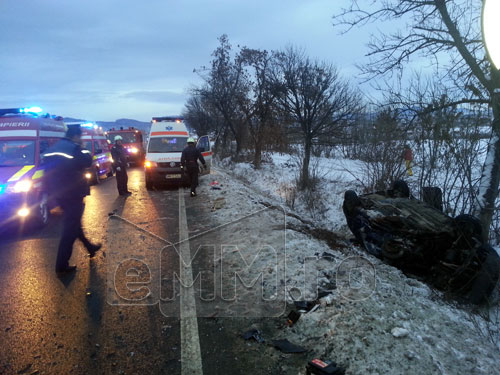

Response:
(9, 179), (33, 193)
(129, 147), (139, 154)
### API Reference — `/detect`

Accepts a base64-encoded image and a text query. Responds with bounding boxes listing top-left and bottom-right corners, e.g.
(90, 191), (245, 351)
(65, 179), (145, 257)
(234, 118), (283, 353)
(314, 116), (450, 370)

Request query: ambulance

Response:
(105, 127), (145, 165)
(0, 107), (65, 228)
(144, 116), (212, 190)
(67, 122), (113, 185)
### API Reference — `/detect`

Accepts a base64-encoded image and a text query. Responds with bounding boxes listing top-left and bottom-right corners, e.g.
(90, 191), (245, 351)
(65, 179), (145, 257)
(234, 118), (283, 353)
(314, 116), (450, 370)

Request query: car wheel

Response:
(146, 176), (153, 190)
(106, 167), (113, 177)
(465, 245), (500, 305)
(93, 168), (100, 185)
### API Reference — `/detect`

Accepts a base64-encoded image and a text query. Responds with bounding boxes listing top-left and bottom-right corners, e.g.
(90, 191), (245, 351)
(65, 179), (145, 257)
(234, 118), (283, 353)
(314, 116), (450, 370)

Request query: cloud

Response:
(120, 90), (186, 104)
(0, 0), (372, 120)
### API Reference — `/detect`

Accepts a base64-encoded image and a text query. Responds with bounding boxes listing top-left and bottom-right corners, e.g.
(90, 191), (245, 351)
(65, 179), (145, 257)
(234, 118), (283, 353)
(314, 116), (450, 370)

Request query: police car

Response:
(144, 116), (212, 190)
(0, 107), (65, 228)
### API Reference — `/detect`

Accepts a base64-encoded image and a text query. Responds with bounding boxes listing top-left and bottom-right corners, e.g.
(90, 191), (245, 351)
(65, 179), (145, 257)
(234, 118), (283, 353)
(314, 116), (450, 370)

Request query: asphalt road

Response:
(0, 168), (305, 375)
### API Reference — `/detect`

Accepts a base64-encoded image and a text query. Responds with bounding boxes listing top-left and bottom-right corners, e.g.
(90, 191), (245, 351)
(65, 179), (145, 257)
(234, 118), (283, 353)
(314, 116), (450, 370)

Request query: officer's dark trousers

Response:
(55, 199), (92, 271)
(116, 168), (128, 195)
(186, 166), (199, 193)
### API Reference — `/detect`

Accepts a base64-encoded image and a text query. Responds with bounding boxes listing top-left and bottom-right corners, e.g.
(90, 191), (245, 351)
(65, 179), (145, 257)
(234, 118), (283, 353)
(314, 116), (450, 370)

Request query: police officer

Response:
(181, 137), (206, 197)
(43, 124), (101, 275)
(111, 135), (131, 196)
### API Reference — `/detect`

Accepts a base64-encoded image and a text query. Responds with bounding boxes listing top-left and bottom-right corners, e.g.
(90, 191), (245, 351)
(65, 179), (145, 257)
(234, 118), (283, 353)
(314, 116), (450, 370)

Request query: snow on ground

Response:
(220, 153), (364, 233)
(197, 154), (500, 374)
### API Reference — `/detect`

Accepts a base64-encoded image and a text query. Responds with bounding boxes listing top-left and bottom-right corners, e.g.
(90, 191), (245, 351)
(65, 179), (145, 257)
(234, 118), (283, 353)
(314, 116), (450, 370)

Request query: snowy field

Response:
(197, 153), (500, 375)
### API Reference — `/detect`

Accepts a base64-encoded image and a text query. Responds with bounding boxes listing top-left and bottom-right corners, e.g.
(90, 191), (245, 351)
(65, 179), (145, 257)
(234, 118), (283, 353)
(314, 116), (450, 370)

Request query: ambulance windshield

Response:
(148, 137), (187, 153)
(0, 140), (36, 167)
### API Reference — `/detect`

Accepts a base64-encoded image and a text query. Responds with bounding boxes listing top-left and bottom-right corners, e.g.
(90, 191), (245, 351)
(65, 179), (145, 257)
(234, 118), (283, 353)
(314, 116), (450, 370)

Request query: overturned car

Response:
(342, 181), (500, 304)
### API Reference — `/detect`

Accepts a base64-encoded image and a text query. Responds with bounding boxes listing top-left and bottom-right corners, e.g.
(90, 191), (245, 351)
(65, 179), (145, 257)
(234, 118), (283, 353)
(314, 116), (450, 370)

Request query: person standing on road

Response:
(43, 124), (102, 275)
(111, 135), (131, 196)
(181, 137), (206, 197)
(403, 144), (413, 176)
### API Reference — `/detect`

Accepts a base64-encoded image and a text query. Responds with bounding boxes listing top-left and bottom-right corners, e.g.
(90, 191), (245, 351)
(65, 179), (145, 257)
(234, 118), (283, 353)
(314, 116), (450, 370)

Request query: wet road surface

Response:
(0, 168), (306, 375)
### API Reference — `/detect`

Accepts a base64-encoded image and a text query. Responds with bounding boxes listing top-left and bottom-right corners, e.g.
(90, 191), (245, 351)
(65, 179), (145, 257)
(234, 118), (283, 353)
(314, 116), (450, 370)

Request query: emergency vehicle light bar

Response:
(0, 107), (43, 116)
(20, 106), (43, 114)
(151, 116), (184, 122)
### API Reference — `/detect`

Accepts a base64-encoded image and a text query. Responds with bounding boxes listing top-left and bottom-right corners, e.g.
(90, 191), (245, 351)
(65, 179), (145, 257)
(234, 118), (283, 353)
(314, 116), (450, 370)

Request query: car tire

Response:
(92, 168), (100, 185)
(106, 168), (113, 178)
(466, 245), (500, 305)
(454, 214), (483, 244)
(146, 176), (153, 190)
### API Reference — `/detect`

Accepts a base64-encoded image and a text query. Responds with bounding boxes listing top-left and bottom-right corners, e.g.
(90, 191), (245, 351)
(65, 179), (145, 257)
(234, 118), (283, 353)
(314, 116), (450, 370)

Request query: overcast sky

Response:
(0, 0), (373, 122)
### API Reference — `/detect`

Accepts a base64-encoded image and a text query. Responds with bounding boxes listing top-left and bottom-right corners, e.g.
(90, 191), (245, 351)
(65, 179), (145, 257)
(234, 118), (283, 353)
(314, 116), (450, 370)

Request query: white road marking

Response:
(179, 189), (203, 375)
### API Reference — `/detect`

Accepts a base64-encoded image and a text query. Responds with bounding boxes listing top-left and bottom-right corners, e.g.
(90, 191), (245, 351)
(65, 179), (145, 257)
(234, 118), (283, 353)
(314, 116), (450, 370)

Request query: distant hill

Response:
(63, 117), (151, 133)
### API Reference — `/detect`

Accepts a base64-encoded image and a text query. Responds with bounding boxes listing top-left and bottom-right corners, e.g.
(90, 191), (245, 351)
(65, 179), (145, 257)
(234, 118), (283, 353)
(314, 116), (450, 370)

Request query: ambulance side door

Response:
(196, 135), (211, 175)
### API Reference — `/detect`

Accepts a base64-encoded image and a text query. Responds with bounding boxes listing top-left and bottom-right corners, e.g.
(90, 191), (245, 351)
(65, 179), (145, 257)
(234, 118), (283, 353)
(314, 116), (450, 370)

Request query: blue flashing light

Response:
(0, 184), (5, 194)
(20, 106), (43, 114)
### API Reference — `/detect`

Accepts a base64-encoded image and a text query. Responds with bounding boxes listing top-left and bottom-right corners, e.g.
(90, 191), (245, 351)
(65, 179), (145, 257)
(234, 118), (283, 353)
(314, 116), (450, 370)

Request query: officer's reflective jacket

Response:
(42, 138), (92, 201)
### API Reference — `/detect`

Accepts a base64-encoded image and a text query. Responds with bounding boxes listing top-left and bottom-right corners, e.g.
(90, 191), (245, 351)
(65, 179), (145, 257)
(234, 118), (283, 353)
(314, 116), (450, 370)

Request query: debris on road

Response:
(294, 300), (317, 312)
(211, 197), (226, 211)
(319, 294), (334, 307)
(286, 310), (301, 326)
(209, 180), (222, 190)
(306, 358), (345, 375)
(241, 329), (265, 343)
(271, 339), (307, 353)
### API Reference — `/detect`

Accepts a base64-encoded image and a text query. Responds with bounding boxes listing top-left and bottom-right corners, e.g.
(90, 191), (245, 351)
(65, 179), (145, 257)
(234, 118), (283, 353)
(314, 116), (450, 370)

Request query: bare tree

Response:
(197, 35), (249, 156)
(272, 46), (362, 189)
(237, 47), (280, 169)
(333, 0), (500, 240)
(182, 92), (217, 137)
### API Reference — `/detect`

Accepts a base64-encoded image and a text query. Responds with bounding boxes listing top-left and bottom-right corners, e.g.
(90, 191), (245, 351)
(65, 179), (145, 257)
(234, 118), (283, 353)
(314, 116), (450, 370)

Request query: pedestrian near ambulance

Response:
(403, 144), (413, 176)
(111, 135), (131, 196)
(42, 124), (101, 275)
(181, 137), (206, 197)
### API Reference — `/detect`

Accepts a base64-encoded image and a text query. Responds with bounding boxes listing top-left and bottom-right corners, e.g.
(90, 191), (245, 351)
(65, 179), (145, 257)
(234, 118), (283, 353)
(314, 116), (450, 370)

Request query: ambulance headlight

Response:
(10, 180), (33, 193)
(145, 160), (157, 168)
(129, 147), (139, 154)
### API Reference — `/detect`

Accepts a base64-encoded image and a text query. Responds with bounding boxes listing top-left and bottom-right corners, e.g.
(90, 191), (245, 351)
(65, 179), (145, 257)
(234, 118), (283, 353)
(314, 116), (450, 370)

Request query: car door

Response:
(196, 135), (211, 175)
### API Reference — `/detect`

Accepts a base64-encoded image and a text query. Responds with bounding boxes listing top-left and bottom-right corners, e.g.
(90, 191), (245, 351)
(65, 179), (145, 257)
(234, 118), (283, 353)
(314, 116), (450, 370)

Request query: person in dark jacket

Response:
(43, 124), (101, 275)
(181, 137), (206, 196)
(110, 135), (131, 196)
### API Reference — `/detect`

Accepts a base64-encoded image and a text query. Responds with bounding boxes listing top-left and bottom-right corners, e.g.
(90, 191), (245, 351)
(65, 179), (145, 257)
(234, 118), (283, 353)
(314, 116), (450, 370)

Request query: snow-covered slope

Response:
(197, 155), (500, 374)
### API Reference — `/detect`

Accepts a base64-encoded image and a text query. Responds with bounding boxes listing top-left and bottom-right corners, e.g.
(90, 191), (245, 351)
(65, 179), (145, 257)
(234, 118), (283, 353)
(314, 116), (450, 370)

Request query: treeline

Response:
(183, 35), (362, 190)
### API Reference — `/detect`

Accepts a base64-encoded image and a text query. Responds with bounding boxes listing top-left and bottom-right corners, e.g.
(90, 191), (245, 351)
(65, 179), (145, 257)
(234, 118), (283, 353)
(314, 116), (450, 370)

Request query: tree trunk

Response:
(234, 134), (242, 156)
(474, 89), (500, 242)
(300, 137), (312, 190)
(254, 139), (262, 169)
